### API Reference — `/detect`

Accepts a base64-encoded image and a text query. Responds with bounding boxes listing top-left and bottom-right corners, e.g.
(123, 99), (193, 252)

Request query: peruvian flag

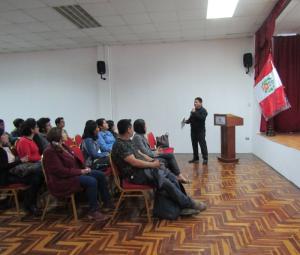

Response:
(255, 54), (290, 120)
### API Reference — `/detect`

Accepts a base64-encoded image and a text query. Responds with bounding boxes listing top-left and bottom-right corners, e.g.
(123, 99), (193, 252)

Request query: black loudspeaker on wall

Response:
(97, 61), (106, 80)
(243, 53), (253, 74)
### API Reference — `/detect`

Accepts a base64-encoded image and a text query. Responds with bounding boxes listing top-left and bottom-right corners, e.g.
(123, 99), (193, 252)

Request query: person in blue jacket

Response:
(81, 121), (110, 170)
(96, 118), (116, 153)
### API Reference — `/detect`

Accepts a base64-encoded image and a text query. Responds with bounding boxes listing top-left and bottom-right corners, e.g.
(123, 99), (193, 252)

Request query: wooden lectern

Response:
(214, 114), (243, 163)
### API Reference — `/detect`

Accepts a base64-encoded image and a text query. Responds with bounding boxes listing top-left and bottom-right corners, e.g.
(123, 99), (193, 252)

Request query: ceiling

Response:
(0, 0), (278, 53)
(275, 0), (300, 34)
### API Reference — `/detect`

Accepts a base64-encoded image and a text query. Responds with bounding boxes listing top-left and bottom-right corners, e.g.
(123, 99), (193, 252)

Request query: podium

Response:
(214, 114), (243, 163)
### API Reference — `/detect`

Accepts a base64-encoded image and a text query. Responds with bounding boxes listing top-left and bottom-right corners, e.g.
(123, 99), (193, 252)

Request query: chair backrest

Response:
(109, 155), (123, 192)
(70, 146), (85, 164)
(41, 156), (48, 185)
(64, 137), (75, 147)
(147, 132), (156, 149)
(74, 134), (82, 146)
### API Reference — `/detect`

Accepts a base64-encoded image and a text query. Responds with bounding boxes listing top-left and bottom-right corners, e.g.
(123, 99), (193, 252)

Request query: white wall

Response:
(0, 47), (98, 136)
(252, 95), (300, 187)
(107, 38), (254, 153)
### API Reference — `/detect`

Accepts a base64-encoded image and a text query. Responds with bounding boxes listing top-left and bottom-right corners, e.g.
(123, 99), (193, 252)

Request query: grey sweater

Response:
(132, 133), (155, 158)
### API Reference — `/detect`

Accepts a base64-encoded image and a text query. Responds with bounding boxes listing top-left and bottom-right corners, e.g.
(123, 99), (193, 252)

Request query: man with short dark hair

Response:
(111, 119), (207, 217)
(185, 97), (208, 165)
(11, 118), (24, 138)
(55, 117), (68, 139)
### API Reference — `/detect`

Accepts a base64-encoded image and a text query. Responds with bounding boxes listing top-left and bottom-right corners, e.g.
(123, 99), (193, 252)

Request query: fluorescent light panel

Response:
(207, 0), (239, 19)
(276, 33), (297, 36)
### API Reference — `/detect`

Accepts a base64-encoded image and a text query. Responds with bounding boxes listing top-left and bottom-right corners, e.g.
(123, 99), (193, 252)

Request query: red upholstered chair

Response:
(147, 132), (156, 150)
(0, 183), (30, 218)
(147, 132), (174, 154)
(74, 135), (82, 147)
(103, 167), (112, 177)
(64, 137), (75, 147)
(68, 146), (85, 165)
(109, 156), (153, 223)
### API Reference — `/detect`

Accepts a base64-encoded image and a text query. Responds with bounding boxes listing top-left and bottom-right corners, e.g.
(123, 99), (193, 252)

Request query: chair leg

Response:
(41, 194), (51, 221)
(12, 190), (20, 219)
(70, 194), (78, 222)
(142, 191), (151, 223)
(110, 191), (124, 224)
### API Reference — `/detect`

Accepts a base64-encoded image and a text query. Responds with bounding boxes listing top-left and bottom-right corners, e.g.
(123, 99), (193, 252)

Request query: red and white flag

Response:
(254, 54), (290, 120)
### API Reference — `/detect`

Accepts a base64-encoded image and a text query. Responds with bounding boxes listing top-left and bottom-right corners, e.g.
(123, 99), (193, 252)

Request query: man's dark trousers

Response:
(191, 130), (208, 161)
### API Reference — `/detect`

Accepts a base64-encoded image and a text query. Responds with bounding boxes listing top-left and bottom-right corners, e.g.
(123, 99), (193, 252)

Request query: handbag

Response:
(92, 157), (109, 170)
(9, 162), (42, 177)
(156, 133), (170, 148)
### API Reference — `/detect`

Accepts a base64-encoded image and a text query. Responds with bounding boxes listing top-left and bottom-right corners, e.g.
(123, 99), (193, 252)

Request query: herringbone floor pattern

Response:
(0, 154), (299, 255)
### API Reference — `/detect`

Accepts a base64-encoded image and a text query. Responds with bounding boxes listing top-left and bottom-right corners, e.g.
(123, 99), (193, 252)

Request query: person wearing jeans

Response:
(81, 121), (110, 169)
(79, 170), (111, 212)
(43, 127), (113, 221)
(111, 119), (207, 217)
(0, 128), (43, 216)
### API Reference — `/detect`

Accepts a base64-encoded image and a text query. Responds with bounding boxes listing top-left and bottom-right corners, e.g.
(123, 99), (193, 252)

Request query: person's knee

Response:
(166, 172), (177, 181)
(81, 176), (97, 188)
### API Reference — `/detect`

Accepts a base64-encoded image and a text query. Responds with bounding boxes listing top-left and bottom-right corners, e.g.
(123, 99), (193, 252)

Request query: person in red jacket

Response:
(9, 119), (44, 216)
(16, 118), (41, 162)
(43, 127), (113, 221)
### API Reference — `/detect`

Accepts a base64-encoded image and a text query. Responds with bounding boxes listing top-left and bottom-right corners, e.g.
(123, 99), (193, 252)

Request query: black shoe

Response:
(25, 205), (42, 217)
(180, 208), (200, 216)
(101, 202), (115, 212)
(192, 201), (207, 212)
(188, 159), (199, 164)
(202, 160), (208, 165)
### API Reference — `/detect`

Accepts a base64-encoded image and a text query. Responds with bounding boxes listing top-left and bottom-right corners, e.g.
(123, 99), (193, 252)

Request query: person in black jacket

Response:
(185, 97), (208, 165)
(0, 128), (43, 216)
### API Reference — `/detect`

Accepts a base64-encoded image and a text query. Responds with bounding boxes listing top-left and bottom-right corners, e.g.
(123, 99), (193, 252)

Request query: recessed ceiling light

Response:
(276, 33), (297, 36)
(207, 0), (239, 19)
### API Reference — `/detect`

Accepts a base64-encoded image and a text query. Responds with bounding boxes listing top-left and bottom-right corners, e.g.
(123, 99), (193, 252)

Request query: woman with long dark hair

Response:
(81, 121), (110, 170)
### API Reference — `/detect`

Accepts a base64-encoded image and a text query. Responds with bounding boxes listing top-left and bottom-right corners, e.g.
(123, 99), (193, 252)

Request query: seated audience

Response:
(107, 120), (118, 139)
(111, 119), (206, 216)
(17, 118), (41, 162)
(43, 127), (113, 221)
(96, 118), (116, 152)
(81, 121), (110, 170)
(0, 119), (14, 145)
(35, 117), (51, 154)
(37, 118), (52, 139)
(0, 128), (43, 216)
(11, 118), (24, 138)
(132, 119), (189, 183)
(55, 117), (68, 140)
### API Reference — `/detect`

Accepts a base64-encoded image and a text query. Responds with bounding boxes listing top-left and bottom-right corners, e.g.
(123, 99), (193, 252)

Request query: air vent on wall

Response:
(53, 5), (102, 29)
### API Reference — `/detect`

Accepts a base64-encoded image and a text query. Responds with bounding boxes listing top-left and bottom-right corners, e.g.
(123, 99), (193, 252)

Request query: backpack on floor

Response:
(153, 190), (181, 220)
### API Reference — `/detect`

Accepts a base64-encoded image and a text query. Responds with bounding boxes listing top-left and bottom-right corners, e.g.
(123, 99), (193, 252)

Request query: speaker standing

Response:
(185, 97), (208, 165)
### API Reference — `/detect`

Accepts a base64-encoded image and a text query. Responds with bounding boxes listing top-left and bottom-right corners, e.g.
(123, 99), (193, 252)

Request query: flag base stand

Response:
(266, 119), (275, 136)
(218, 157), (239, 163)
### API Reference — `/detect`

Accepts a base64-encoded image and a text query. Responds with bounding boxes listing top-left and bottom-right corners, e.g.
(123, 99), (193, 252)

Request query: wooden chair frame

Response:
(41, 157), (78, 222)
(109, 156), (153, 223)
(0, 184), (29, 218)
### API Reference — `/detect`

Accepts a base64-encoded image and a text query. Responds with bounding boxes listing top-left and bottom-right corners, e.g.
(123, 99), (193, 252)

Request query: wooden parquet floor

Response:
(0, 154), (299, 255)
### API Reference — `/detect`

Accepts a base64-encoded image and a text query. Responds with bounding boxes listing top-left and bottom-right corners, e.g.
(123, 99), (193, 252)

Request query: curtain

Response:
(273, 35), (300, 132)
(254, 0), (291, 132)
